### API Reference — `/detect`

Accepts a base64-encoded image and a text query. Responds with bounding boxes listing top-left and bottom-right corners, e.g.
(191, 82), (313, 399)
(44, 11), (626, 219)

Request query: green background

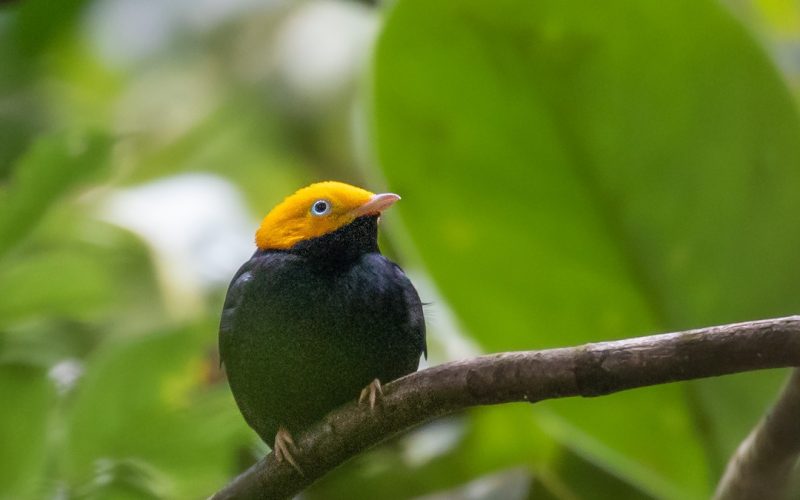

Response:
(1, 0), (799, 498)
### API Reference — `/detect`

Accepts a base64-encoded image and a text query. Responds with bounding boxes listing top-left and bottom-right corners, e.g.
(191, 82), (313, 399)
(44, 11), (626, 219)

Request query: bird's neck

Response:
(289, 215), (380, 268)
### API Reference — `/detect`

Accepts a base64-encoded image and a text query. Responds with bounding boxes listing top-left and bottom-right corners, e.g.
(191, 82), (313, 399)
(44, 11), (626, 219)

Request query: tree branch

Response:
(212, 316), (800, 500)
(714, 367), (800, 500)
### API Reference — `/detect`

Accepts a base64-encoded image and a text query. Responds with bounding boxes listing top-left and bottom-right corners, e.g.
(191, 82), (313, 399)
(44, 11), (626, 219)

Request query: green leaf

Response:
(8, 0), (91, 57)
(309, 406), (559, 499)
(73, 458), (174, 500)
(63, 326), (253, 499)
(0, 249), (115, 327)
(0, 131), (111, 257)
(0, 218), (164, 332)
(373, 0), (800, 497)
(0, 364), (56, 499)
(551, 446), (656, 500)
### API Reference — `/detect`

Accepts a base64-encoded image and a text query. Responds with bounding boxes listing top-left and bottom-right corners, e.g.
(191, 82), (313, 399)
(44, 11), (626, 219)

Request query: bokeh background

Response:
(2, 0), (800, 498)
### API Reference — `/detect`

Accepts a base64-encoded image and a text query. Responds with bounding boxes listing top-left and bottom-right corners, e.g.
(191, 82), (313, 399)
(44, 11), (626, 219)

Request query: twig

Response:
(211, 316), (800, 500)
(714, 368), (800, 500)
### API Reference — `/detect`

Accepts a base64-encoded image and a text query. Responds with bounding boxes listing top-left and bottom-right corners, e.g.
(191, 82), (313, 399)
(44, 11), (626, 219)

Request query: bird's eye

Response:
(310, 199), (331, 216)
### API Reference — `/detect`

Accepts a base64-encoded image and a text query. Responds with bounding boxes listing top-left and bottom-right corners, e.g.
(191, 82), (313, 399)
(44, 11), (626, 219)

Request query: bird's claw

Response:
(358, 378), (384, 411)
(274, 427), (303, 475)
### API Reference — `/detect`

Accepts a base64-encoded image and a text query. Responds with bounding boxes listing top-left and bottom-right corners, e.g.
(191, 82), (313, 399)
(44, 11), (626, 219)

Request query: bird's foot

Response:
(273, 427), (303, 475)
(358, 378), (384, 411)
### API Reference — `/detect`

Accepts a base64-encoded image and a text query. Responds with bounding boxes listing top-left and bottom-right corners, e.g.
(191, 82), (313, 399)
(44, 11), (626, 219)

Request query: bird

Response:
(219, 181), (427, 471)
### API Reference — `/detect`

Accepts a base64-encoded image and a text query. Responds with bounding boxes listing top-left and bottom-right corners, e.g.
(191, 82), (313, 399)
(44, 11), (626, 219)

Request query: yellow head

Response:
(255, 181), (401, 250)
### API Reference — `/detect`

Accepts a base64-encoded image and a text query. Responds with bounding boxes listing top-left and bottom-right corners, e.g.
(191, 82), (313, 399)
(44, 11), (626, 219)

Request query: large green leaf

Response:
(373, 0), (800, 497)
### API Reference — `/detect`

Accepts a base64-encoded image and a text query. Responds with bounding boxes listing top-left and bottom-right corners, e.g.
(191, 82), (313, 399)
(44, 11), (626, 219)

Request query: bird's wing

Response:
(218, 252), (261, 366)
(389, 261), (428, 359)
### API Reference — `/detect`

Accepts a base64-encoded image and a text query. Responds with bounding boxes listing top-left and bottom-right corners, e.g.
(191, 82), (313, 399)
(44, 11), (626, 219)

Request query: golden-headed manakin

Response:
(219, 181), (426, 469)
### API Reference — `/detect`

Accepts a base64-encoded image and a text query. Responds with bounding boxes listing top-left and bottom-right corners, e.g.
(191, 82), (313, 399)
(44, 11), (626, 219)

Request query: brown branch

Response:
(211, 316), (800, 500)
(714, 368), (800, 500)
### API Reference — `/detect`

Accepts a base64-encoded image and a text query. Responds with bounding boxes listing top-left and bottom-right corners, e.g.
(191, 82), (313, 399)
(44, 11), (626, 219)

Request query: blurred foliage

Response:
(373, 0), (800, 497)
(0, 364), (55, 499)
(0, 132), (110, 257)
(0, 0), (799, 499)
(64, 325), (250, 498)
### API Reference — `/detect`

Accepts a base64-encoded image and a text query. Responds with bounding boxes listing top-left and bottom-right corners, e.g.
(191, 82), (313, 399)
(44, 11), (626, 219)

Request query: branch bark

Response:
(714, 368), (800, 500)
(212, 316), (800, 500)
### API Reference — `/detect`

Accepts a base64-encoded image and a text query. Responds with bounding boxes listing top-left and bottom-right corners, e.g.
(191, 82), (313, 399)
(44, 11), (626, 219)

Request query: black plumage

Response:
(219, 215), (426, 447)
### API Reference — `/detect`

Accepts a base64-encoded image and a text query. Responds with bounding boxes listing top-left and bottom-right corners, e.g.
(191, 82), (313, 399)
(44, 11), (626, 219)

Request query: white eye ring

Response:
(310, 199), (332, 216)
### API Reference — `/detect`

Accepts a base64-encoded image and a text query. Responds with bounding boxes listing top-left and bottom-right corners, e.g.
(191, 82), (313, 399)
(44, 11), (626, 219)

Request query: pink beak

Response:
(351, 193), (401, 217)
